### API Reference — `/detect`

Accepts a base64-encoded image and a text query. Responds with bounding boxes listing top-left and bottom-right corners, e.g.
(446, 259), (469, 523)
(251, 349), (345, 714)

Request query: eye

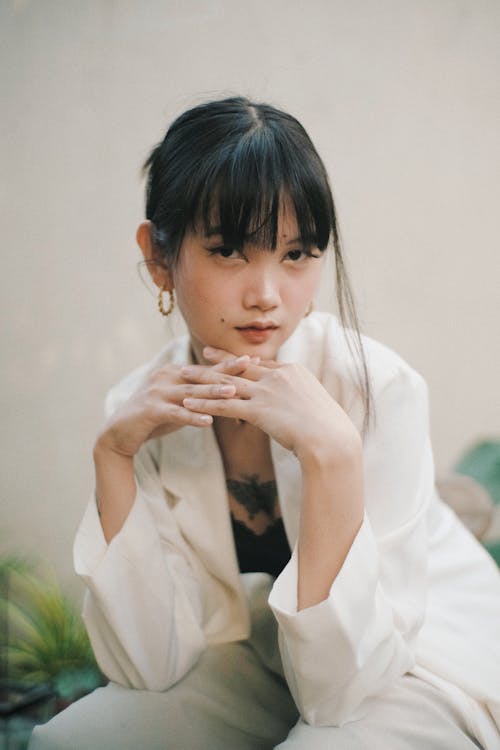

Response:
(285, 249), (321, 262)
(208, 246), (244, 260)
(286, 249), (306, 261)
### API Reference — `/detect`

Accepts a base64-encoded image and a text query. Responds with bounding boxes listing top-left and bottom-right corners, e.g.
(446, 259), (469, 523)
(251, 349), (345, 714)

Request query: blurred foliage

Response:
(455, 440), (500, 566)
(0, 555), (103, 701)
(455, 440), (500, 506)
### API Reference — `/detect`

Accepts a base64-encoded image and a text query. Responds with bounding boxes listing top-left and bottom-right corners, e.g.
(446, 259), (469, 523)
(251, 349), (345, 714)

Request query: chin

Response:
(197, 329), (285, 361)
(209, 341), (274, 361)
(240, 342), (281, 360)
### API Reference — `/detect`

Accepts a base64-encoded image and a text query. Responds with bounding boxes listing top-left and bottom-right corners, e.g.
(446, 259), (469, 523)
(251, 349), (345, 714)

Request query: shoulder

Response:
(103, 334), (191, 417)
(284, 311), (425, 385)
(282, 312), (427, 424)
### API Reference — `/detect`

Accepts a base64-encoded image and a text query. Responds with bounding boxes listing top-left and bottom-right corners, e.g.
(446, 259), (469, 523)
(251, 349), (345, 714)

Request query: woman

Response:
(30, 97), (500, 749)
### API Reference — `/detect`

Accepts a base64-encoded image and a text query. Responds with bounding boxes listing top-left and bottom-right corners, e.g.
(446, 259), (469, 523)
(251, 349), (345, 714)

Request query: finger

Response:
(169, 383), (237, 402)
(251, 358), (280, 369)
(150, 403), (214, 432)
(169, 405), (214, 427)
(228, 360), (279, 380)
(181, 364), (238, 385)
(203, 346), (242, 362)
(207, 351), (279, 377)
(180, 368), (254, 398)
(213, 355), (260, 375)
(183, 396), (251, 421)
(204, 346), (261, 369)
(148, 382), (236, 411)
(203, 346), (235, 363)
(182, 362), (264, 386)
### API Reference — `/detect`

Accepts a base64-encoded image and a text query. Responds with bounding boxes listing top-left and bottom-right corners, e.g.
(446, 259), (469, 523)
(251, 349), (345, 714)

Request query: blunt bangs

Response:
(143, 100), (336, 264)
(191, 125), (334, 253)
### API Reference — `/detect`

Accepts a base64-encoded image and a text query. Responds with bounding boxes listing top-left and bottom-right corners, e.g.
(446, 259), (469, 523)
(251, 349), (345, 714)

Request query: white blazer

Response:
(74, 312), (500, 746)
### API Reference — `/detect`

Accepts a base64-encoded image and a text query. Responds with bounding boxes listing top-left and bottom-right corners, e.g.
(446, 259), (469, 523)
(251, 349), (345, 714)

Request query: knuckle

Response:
(144, 404), (160, 422)
(214, 359), (231, 371)
(155, 404), (175, 424)
(168, 404), (184, 422)
(149, 367), (167, 384)
(148, 371), (159, 385)
(238, 382), (251, 398)
(144, 391), (171, 416)
(143, 392), (157, 410)
(190, 369), (208, 383)
(218, 358), (241, 372)
(147, 384), (162, 400)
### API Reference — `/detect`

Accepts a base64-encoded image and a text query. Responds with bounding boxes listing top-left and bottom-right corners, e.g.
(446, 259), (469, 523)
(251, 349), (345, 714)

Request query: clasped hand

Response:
(182, 346), (360, 462)
(98, 345), (360, 463)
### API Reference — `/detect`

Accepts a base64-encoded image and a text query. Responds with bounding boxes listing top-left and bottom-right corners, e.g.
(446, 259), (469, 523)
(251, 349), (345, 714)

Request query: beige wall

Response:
(2, 0), (499, 593)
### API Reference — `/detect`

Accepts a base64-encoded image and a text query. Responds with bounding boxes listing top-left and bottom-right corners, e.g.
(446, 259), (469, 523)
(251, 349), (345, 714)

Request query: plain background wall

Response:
(1, 0), (499, 594)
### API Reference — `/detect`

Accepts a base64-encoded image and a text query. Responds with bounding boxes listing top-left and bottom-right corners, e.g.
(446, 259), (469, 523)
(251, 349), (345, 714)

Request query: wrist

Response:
(93, 436), (136, 543)
(296, 430), (362, 472)
(93, 433), (135, 464)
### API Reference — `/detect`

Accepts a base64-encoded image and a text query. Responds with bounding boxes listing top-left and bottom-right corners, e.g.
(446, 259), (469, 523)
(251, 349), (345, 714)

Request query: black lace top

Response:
(231, 514), (291, 579)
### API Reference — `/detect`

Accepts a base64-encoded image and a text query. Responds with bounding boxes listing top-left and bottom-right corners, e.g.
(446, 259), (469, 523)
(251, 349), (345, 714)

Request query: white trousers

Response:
(28, 574), (483, 750)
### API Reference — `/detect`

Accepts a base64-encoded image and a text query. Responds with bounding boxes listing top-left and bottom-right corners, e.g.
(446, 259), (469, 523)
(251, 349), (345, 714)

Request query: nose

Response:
(242, 263), (281, 311)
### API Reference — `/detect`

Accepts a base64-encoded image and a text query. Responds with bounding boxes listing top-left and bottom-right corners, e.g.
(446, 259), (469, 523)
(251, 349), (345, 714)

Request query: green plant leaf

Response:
(0, 559), (103, 695)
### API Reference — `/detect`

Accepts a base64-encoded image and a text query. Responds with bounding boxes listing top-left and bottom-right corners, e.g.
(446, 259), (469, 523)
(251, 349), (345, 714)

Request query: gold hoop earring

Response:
(158, 287), (175, 317)
(305, 301), (313, 317)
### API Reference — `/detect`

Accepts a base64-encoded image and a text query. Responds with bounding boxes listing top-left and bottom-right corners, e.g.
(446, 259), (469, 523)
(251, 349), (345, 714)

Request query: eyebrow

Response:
(203, 226), (305, 245)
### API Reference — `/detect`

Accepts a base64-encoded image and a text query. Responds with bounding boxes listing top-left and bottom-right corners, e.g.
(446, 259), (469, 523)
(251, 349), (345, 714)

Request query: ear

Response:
(136, 220), (173, 291)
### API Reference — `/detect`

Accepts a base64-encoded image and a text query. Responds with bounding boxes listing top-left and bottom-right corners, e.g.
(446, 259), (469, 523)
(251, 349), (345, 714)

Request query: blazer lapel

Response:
(158, 420), (249, 620)
(271, 439), (302, 549)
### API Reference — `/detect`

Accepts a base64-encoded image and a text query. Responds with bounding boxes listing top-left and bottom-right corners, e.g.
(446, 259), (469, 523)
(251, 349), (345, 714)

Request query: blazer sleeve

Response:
(268, 364), (433, 726)
(73, 439), (206, 692)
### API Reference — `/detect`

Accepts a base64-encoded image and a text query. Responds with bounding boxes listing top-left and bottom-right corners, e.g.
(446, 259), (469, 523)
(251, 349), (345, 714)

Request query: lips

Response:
(235, 323), (278, 344)
(235, 322), (278, 331)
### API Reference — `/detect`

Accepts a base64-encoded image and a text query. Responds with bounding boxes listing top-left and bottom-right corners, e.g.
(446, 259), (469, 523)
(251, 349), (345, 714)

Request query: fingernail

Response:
(203, 346), (217, 356)
(249, 356), (260, 364)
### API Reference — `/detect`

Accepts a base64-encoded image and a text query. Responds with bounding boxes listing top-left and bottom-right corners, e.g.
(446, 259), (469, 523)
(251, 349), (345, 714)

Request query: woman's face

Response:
(172, 205), (324, 361)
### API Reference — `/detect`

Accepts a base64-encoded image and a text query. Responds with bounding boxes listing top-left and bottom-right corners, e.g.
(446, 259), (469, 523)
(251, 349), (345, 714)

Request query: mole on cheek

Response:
(220, 317), (225, 322)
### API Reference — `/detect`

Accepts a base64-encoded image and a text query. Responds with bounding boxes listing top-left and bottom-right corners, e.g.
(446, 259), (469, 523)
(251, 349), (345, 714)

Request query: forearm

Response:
(93, 438), (137, 543)
(297, 436), (364, 611)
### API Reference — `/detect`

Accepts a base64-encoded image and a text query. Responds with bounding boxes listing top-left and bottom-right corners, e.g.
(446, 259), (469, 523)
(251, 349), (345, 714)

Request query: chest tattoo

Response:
(226, 474), (278, 519)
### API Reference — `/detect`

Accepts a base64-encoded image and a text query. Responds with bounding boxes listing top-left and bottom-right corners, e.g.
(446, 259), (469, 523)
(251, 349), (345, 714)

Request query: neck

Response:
(189, 337), (208, 365)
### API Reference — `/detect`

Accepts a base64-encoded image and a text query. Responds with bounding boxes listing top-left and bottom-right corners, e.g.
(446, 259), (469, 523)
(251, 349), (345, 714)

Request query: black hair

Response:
(142, 96), (373, 434)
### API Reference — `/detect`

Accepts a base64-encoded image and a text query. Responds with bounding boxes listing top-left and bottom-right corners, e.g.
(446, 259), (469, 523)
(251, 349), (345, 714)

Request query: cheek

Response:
(195, 283), (223, 312)
(285, 270), (321, 309)
(174, 263), (202, 306)
(175, 272), (225, 324)
(302, 264), (323, 299)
